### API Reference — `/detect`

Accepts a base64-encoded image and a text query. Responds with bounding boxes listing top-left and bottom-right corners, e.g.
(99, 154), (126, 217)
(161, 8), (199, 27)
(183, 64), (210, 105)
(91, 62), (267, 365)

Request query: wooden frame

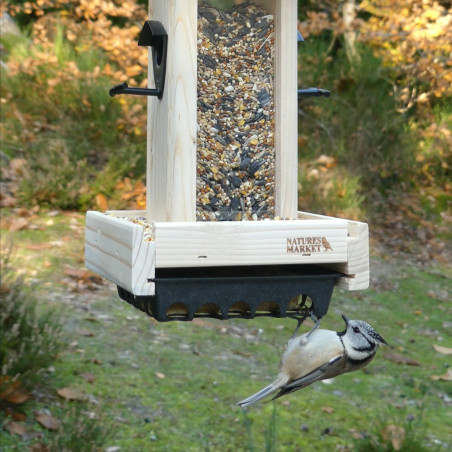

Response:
(85, 210), (369, 296)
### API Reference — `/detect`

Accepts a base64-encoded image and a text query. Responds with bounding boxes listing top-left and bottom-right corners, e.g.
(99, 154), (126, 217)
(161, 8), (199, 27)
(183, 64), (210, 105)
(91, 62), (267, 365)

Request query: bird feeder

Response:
(85, 0), (369, 322)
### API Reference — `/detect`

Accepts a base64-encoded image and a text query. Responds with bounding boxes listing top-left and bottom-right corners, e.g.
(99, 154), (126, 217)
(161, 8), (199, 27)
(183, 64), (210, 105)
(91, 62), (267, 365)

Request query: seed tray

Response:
(117, 264), (343, 322)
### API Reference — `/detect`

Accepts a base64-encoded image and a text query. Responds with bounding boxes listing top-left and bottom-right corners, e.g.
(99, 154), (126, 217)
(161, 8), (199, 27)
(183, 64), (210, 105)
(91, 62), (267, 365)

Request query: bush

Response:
(47, 403), (113, 452)
(0, 244), (62, 388)
(298, 39), (415, 216)
(0, 20), (146, 210)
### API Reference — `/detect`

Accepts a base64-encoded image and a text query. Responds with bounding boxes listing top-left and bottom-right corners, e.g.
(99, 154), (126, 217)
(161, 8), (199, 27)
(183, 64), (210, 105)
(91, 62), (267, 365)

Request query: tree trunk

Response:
(342, 0), (360, 63)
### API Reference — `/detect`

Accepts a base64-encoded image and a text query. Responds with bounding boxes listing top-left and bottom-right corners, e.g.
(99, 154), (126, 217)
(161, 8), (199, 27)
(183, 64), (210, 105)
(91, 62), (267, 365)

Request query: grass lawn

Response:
(1, 210), (451, 451)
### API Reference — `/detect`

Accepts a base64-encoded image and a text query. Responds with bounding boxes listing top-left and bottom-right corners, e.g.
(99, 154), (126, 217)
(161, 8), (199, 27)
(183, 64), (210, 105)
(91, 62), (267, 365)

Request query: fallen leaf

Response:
(8, 217), (29, 232)
(321, 406), (335, 413)
(155, 372), (165, 379)
(0, 378), (30, 404)
(381, 424), (405, 451)
(15, 411), (27, 421)
(78, 329), (95, 337)
(384, 351), (420, 366)
(30, 442), (50, 452)
(233, 350), (252, 358)
(35, 413), (60, 431)
(6, 421), (27, 435)
(24, 243), (53, 251)
(57, 387), (86, 401)
(80, 373), (96, 384)
(433, 344), (452, 356)
(64, 267), (103, 285)
(0, 192), (16, 208)
(430, 368), (452, 381)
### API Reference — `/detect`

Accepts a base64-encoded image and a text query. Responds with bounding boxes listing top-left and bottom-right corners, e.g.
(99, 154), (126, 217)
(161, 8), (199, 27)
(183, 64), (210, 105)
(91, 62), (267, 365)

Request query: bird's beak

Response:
(341, 314), (350, 326)
(376, 333), (389, 346)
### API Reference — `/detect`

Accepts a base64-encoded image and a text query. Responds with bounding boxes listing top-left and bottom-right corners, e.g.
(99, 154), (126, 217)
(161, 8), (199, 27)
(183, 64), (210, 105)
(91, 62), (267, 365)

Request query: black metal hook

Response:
(298, 88), (331, 98)
(109, 20), (168, 100)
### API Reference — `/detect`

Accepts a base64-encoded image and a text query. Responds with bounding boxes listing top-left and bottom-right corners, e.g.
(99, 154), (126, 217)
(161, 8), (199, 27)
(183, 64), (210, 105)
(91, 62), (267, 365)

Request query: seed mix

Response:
(197, 1), (275, 221)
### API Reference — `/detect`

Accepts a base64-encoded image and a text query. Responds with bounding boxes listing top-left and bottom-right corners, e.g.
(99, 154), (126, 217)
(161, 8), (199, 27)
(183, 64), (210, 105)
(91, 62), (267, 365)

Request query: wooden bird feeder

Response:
(85, 0), (369, 322)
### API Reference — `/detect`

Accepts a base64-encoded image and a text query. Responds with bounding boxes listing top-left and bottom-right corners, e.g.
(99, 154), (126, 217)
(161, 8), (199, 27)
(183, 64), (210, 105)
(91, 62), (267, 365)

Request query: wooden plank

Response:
(154, 218), (348, 267)
(85, 211), (156, 296)
(147, 0), (197, 222)
(85, 210), (367, 292)
(297, 212), (370, 290)
(327, 220), (370, 290)
(253, 0), (298, 218)
(274, 0), (298, 219)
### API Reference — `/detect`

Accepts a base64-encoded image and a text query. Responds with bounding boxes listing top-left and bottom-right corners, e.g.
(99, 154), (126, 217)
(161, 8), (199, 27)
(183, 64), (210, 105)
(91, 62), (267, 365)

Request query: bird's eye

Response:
(353, 326), (360, 334)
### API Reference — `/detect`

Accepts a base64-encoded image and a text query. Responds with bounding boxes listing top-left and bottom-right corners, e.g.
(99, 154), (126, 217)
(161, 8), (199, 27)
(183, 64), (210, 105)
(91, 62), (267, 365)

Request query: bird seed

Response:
(197, 1), (275, 221)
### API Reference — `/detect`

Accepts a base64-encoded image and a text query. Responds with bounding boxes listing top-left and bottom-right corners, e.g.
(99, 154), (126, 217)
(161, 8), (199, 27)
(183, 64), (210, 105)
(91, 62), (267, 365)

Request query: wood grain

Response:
(154, 218), (347, 267)
(85, 211), (156, 295)
(297, 211), (370, 290)
(147, 0), (197, 222)
(274, 0), (299, 218)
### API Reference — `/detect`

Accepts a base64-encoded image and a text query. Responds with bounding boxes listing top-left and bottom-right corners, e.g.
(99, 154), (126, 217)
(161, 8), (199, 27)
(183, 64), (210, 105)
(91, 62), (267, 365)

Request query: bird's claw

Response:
(306, 313), (321, 340)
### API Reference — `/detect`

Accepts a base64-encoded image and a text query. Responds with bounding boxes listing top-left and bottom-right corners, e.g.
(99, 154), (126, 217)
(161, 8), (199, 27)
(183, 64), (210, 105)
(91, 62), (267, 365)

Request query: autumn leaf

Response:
(35, 412), (60, 431)
(383, 351), (420, 366)
(0, 377), (30, 404)
(57, 387), (86, 401)
(24, 243), (53, 251)
(6, 421), (27, 436)
(8, 217), (29, 232)
(95, 193), (109, 211)
(321, 406), (335, 413)
(80, 373), (96, 384)
(30, 444), (50, 452)
(381, 424), (405, 451)
(78, 329), (95, 337)
(64, 267), (103, 286)
(433, 344), (452, 356)
(430, 368), (452, 382)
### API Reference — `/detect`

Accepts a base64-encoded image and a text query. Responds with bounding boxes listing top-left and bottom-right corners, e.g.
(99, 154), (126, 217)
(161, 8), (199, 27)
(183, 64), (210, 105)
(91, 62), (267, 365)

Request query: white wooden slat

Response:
(154, 219), (348, 267)
(85, 212), (156, 296)
(147, 0), (197, 222)
(297, 212), (370, 290)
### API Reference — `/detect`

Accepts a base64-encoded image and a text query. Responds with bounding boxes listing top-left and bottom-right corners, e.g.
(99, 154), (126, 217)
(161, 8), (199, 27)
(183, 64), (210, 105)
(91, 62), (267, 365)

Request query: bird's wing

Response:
(272, 354), (344, 400)
(281, 330), (343, 378)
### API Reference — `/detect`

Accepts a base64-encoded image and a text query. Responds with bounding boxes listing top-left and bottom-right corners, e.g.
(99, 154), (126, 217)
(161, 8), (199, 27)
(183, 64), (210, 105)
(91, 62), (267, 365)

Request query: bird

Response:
(321, 237), (333, 251)
(237, 314), (388, 408)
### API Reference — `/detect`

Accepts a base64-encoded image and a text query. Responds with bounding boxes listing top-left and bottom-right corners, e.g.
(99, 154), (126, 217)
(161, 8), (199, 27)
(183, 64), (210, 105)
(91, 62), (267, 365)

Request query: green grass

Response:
(1, 212), (451, 451)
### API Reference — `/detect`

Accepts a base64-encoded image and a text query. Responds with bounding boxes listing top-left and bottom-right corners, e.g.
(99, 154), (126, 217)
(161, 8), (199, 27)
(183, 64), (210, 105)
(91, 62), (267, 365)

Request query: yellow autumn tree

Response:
(359, 0), (452, 110)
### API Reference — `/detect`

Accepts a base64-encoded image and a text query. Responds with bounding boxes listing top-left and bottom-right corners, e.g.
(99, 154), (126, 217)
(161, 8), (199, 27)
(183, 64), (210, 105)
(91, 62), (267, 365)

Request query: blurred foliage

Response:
(46, 403), (113, 452)
(0, 0), (450, 227)
(0, 244), (62, 389)
(1, 0), (147, 210)
(297, 0), (451, 223)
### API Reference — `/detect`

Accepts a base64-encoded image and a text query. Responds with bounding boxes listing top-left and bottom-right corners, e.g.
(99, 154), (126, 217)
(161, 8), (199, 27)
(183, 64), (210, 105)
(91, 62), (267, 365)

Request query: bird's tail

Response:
(237, 374), (289, 408)
(236, 383), (278, 408)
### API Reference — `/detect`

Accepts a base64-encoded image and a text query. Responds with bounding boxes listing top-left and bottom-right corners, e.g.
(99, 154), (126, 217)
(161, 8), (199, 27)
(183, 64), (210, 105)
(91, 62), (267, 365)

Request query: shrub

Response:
(0, 19), (146, 210)
(298, 39), (415, 216)
(0, 244), (62, 388)
(47, 403), (113, 452)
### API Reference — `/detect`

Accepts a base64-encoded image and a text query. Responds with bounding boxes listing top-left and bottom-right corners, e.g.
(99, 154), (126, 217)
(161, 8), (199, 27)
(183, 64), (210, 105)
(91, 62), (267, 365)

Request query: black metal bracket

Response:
(109, 20), (168, 99)
(298, 88), (331, 98)
(116, 265), (343, 322)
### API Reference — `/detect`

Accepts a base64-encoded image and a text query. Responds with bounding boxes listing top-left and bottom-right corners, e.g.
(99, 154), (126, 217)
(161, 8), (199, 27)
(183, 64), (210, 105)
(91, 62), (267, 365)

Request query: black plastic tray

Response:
(116, 264), (343, 322)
